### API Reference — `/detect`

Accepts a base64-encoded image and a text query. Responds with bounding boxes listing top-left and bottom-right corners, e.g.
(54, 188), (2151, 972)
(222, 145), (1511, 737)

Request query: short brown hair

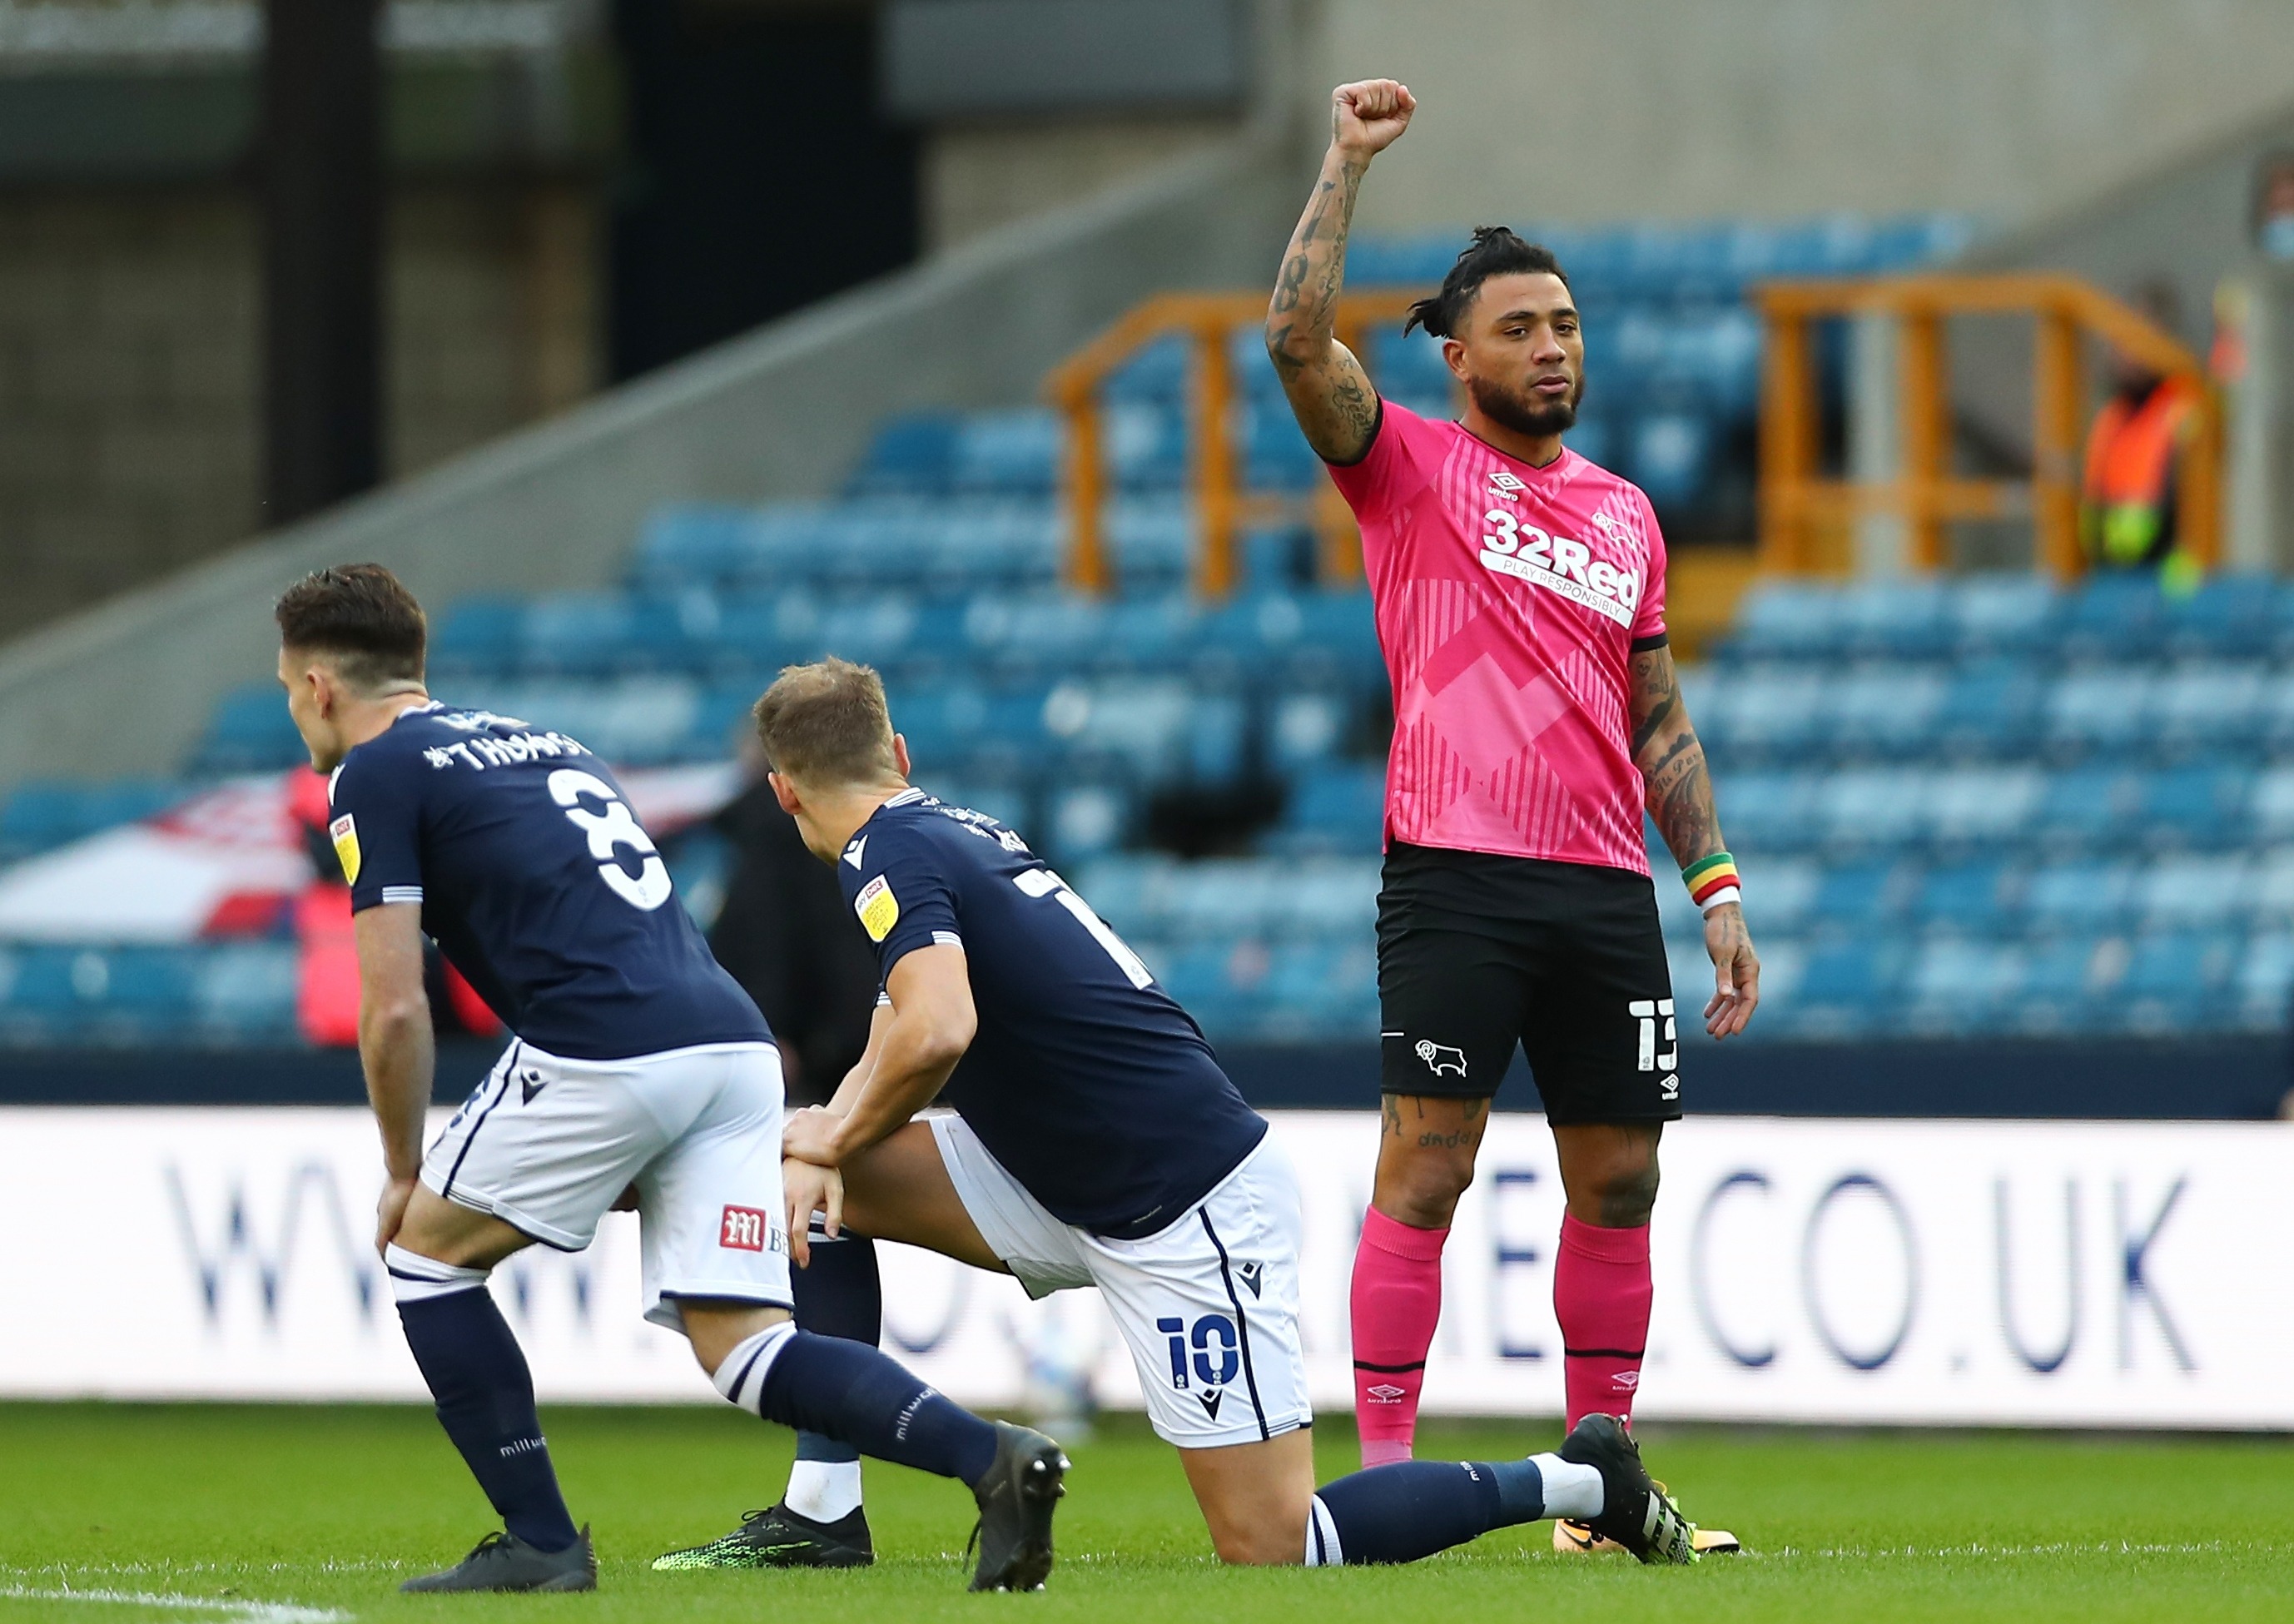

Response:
(752, 658), (900, 786)
(275, 564), (427, 692)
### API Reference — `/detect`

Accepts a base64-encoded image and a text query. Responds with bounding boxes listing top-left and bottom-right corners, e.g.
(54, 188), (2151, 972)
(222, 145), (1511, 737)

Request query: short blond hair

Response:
(752, 658), (901, 786)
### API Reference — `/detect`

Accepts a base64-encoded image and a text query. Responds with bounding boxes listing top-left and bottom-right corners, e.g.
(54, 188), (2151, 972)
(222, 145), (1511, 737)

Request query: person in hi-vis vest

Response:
(2080, 283), (2204, 575)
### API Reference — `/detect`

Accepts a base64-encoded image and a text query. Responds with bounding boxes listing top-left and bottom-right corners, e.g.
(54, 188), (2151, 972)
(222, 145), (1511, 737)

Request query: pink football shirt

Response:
(1326, 399), (1669, 875)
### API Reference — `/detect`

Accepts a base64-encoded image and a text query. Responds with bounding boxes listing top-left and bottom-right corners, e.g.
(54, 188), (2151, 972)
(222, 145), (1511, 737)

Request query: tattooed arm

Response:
(1264, 79), (1415, 463)
(1630, 643), (1760, 1039)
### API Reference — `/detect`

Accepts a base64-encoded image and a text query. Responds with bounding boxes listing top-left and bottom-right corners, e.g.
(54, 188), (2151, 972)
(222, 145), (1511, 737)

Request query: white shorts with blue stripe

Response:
(421, 1038), (793, 1330)
(930, 1113), (1311, 1449)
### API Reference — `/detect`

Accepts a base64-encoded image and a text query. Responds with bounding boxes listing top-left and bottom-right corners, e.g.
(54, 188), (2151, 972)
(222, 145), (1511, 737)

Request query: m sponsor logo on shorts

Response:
(718, 1205), (772, 1252)
(1476, 507), (1641, 628)
(1414, 1040), (1469, 1079)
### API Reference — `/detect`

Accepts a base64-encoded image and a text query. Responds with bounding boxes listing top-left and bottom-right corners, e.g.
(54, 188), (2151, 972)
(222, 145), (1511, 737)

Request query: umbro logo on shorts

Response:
(718, 1206), (771, 1252)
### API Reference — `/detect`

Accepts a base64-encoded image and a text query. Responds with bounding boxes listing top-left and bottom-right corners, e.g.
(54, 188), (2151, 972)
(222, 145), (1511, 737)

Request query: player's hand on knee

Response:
(782, 1104), (843, 1167)
(375, 1173), (416, 1258)
(1332, 79), (1415, 158)
(782, 1157), (844, 1268)
(1702, 902), (1760, 1038)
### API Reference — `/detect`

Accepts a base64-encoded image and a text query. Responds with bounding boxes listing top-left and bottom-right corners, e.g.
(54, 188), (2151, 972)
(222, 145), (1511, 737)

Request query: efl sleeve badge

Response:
(328, 813), (362, 885)
(855, 874), (899, 943)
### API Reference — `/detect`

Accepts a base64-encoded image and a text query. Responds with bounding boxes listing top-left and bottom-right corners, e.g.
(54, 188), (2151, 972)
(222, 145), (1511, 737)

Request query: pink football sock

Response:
(1349, 1207), (1449, 1467)
(1555, 1212), (1653, 1430)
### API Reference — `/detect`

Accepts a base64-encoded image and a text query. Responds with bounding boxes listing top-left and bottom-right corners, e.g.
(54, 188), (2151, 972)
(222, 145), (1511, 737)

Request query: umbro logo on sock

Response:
(1198, 1391), (1224, 1421)
(1365, 1383), (1406, 1403)
(1236, 1262), (1264, 1298)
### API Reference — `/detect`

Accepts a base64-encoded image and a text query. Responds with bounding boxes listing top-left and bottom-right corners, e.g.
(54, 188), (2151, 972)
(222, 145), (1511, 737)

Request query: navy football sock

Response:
(395, 1283), (580, 1554)
(790, 1232), (882, 1470)
(717, 1324), (999, 1487)
(1307, 1458), (1547, 1565)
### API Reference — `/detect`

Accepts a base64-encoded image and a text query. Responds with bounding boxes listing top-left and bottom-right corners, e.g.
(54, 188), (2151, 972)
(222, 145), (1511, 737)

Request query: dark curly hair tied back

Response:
(1403, 226), (1571, 338)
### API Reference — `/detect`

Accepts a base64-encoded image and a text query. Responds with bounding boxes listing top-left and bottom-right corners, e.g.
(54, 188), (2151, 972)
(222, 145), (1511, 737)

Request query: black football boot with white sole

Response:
(651, 1503), (875, 1570)
(400, 1527), (597, 1592)
(1557, 1414), (1699, 1565)
(966, 1421), (1069, 1592)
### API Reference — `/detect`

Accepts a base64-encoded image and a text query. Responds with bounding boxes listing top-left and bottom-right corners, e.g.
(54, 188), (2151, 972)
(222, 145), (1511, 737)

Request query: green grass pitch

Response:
(1, 1403), (2289, 1622)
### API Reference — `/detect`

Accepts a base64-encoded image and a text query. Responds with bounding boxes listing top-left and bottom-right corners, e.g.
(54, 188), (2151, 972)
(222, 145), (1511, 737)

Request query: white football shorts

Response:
(930, 1114), (1310, 1450)
(422, 1038), (792, 1329)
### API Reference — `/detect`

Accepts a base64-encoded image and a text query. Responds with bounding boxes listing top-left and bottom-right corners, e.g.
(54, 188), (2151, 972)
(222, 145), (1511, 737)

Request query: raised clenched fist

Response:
(1332, 79), (1416, 159)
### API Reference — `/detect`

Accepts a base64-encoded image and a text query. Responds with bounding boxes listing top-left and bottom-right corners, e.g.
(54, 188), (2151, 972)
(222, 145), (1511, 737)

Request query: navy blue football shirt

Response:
(327, 703), (768, 1060)
(839, 788), (1266, 1239)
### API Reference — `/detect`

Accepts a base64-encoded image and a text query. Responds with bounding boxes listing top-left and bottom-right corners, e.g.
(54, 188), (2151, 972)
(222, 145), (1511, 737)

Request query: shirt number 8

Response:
(547, 768), (673, 911)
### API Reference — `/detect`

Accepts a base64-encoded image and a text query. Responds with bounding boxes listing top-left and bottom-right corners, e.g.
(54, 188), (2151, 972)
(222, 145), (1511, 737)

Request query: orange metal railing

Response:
(1756, 272), (2222, 577)
(1044, 291), (1431, 598)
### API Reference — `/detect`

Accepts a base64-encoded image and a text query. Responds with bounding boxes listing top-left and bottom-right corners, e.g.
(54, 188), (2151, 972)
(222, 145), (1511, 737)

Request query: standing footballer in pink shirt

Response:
(1266, 78), (1759, 1555)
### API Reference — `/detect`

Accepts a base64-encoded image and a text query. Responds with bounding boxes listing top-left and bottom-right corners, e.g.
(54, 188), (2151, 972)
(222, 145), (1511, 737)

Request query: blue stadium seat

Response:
(2118, 931), (2232, 1031)
(1712, 770), (1815, 852)
(1711, 666), (1828, 760)
(2023, 861), (2138, 932)
(2150, 661), (2267, 753)
(191, 943), (300, 1041)
(2133, 854), (2250, 928)
(1728, 584), (1847, 659)
(1810, 860), (1905, 928)
(1110, 403), (1188, 490)
(1812, 768), (1932, 852)
(2235, 931), (2294, 1028)
(1105, 335), (1189, 405)
(429, 597), (528, 676)
(1834, 579), (1952, 660)
(952, 410), (1061, 496)
(632, 505), (761, 590)
(2138, 766), (2250, 850)
(1933, 661), (2043, 755)
(1947, 575), (2059, 655)
(194, 684), (307, 773)
(1739, 856), (1822, 933)
(847, 414), (959, 495)
(2058, 574), (2167, 658)
(1905, 937), (2022, 1031)
(1827, 665), (1945, 756)
(2037, 767), (2140, 848)
(2013, 936), (2102, 1033)
(2042, 666), (2155, 756)
(1627, 412), (1716, 510)
(1926, 766), (2044, 847)
(1270, 762), (1385, 855)
(1786, 941), (1900, 1036)
(1914, 860), (2013, 933)
(2252, 766), (2294, 842)
(2163, 574), (2280, 658)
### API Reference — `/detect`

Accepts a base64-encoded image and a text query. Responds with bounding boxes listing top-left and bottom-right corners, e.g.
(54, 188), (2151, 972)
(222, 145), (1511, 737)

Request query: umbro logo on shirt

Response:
(1487, 469), (1527, 503)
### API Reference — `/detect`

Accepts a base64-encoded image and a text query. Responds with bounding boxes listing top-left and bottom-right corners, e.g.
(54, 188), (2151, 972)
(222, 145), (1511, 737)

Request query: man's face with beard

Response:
(1443, 271), (1584, 445)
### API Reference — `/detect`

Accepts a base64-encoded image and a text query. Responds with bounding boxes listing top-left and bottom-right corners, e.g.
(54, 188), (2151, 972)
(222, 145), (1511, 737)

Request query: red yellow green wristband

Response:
(1684, 852), (1741, 912)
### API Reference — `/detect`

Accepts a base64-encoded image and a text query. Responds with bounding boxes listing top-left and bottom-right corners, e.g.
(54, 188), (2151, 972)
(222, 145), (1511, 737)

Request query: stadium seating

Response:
(37, 212), (2294, 1053)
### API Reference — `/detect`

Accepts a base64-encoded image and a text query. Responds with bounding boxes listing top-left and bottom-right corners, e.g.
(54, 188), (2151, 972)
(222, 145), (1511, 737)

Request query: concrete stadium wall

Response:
(0, 135), (1304, 792)
(1303, 0), (2294, 231)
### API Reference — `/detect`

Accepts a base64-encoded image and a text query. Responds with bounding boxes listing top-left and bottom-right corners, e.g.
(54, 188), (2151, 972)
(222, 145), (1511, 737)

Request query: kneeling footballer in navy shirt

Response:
(653, 658), (1701, 1572)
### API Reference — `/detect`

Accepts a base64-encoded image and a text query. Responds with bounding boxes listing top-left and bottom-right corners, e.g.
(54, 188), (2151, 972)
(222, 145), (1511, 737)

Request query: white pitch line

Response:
(0, 1586), (348, 1623)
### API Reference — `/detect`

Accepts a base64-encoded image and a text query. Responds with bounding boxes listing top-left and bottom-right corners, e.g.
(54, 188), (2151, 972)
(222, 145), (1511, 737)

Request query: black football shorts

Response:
(1376, 842), (1682, 1125)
